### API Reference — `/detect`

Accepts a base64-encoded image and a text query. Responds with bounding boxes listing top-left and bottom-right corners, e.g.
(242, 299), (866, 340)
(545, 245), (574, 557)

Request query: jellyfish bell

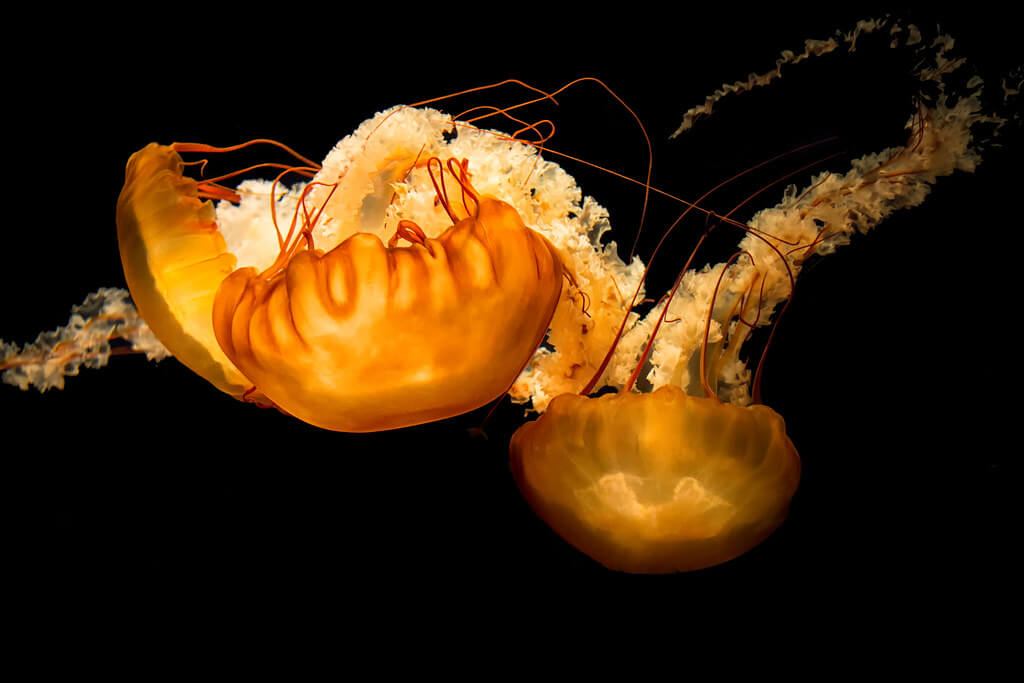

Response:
(116, 143), (256, 402)
(211, 171), (564, 432)
(510, 386), (801, 573)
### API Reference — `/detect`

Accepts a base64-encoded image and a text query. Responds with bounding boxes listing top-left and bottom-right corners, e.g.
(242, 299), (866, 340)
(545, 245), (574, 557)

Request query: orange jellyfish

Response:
(511, 233), (805, 572)
(116, 135), (563, 431)
(102, 79), (682, 434)
(506, 16), (1016, 573)
(110, 81), (668, 432)
(3, 86), (652, 432)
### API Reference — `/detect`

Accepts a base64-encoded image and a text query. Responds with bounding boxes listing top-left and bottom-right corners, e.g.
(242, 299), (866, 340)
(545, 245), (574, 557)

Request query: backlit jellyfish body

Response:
(107, 104), (647, 432)
(1, 97), (644, 430)
(512, 388), (801, 573)
(508, 19), (1011, 572)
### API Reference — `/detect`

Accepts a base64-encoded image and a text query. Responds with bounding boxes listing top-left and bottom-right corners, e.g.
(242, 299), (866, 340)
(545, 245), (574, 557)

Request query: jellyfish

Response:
(6, 10), (1015, 585)
(115, 133), (567, 432)
(4, 91), (653, 433)
(507, 17), (1018, 572)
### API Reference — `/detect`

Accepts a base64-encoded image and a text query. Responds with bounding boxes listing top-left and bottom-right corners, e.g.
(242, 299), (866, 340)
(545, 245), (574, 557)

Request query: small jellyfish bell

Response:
(511, 387), (801, 573)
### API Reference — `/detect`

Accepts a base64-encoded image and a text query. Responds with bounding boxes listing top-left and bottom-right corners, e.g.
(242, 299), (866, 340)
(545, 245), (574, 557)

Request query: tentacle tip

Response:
(467, 427), (489, 441)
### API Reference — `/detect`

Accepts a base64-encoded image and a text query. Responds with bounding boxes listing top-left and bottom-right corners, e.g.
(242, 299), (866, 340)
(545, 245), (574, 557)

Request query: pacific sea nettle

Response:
(115, 106), (642, 432)
(511, 387), (801, 573)
(510, 243), (805, 573)
(508, 18), (997, 573)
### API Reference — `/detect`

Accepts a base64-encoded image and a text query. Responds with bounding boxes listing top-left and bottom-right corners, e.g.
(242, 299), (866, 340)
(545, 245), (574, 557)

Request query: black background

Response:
(4, 5), (1018, 628)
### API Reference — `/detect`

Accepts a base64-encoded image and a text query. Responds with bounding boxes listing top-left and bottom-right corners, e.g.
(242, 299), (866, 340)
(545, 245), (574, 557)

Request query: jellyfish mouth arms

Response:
(213, 196), (565, 432)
